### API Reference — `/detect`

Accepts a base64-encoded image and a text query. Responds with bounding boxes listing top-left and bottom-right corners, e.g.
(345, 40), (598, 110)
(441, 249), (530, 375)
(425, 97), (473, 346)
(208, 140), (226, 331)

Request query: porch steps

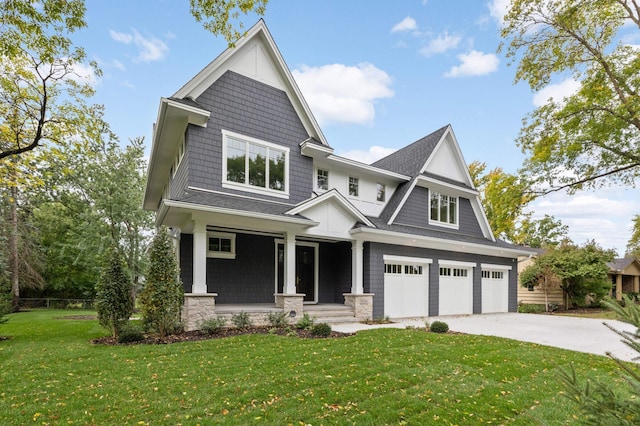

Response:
(304, 304), (360, 325)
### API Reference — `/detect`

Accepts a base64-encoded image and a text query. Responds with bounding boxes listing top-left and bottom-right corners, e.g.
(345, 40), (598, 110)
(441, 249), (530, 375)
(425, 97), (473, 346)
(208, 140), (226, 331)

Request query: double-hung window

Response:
(348, 176), (359, 197)
(317, 169), (329, 191)
(222, 130), (289, 197)
(430, 191), (458, 226)
(376, 183), (386, 202)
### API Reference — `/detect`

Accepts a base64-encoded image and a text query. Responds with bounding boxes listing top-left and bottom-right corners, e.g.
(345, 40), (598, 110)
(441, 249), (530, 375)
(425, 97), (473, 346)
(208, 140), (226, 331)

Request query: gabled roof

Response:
(286, 189), (375, 228)
(173, 19), (328, 147)
(608, 257), (640, 273)
(372, 125), (447, 176)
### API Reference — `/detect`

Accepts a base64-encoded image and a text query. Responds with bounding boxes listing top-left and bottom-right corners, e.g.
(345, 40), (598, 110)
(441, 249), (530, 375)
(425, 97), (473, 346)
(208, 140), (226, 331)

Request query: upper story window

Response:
(348, 176), (359, 197)
(317, 169), (329, 191)
(172, 134), (186, 177)
(222, 130), (289, 197)
(430, 191), (457, 226)
(376, 183), (386, 202)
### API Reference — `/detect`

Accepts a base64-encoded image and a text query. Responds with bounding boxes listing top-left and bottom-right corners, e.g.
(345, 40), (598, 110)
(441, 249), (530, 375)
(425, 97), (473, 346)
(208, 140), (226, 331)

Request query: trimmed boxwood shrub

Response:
(200, 317), (227, 335)
(429, 321), (449, 333)
(117, 322), (144, 343)
(311, 323), (332, 337)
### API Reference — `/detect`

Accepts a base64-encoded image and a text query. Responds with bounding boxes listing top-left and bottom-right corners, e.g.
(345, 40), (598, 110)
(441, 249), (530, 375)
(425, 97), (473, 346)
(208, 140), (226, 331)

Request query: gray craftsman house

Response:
(143, 20), (530, 330)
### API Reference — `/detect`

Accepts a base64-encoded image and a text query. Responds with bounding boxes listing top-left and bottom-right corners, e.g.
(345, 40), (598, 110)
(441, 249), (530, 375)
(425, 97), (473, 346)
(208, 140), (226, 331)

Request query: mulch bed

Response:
(92, 326), (353, 346)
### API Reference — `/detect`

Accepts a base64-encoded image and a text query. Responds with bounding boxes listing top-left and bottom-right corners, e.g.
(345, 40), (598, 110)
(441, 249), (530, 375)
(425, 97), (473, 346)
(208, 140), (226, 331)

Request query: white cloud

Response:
(532, 78), (581, 107)
(391, 16), (418, 33)
(339, 146), (397, 164)
(113, 59), (125, 71)
(529, 188), (640, 255)
(292, 63), (394, 125)
(487, 0), (511, 24)
(420, 31), (462, 56)
(110, 29), (169, 63)
(69, 62), (100, 86)
(444, 50), (499, 77)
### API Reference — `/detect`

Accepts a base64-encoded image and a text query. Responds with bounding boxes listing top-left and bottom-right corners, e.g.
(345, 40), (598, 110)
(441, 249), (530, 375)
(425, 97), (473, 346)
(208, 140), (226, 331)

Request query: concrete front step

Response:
(313, 316), (361, 325)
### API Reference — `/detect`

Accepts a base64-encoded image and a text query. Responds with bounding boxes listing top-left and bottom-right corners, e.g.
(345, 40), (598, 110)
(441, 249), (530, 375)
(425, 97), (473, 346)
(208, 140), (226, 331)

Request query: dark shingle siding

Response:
(188, 71), (313, 204)
(394, 186), (429, 227)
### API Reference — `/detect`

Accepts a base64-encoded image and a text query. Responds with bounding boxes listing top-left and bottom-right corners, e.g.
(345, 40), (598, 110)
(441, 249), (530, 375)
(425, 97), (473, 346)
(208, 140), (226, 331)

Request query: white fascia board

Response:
(387, 177), (418, 225)
(383, 255), (433, 264)
(163, 199), (318, 227)
(421, 125), (475, 188)
(439, 259), (477, 268)
(470, 198), (496, 241)
(481, 263), (513, 271)
(327, 154), (411, 181)
(173, 20), (329, 147)
(300, 139), (334, 157)
(143, 98), (211, 211)
(286, 190), (375, 228)
(349, 227), (533, 258)
(416, 175), (479, 197)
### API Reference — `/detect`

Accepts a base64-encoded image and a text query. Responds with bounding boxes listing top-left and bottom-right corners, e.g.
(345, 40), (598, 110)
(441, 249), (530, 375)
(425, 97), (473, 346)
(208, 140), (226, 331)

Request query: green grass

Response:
(0, 310), (629, 424)
(555, 309), (621, 320)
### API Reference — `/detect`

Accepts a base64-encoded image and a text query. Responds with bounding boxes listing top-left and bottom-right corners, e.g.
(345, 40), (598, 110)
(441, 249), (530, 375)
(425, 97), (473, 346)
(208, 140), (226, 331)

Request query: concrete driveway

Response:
(332, 313), (639, 362)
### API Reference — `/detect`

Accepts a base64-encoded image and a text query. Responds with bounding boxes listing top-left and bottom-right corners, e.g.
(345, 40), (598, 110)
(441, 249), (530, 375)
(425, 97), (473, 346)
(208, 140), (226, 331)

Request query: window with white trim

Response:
(440, 267), (467, 277)
(317, 169), (329, 190)
(430, 191), (458, 226)
(207, 232), (236, 259)
(404, 265), (423, 275)
(385, 264), (402, 274)
(376, 183), (386, 202)
(482, 270), (505, 279)
(222, 131), (289, 195)
(348, 176), (359, 197)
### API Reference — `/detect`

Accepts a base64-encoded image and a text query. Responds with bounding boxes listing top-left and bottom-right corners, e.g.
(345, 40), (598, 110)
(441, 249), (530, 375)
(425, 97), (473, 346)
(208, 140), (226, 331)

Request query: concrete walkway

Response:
(331, 313), (639, 362)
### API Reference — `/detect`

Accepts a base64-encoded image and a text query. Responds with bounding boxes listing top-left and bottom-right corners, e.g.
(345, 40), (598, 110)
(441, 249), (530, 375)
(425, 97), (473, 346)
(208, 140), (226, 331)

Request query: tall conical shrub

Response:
(95, 247), (133, 339)
(139, 228), (183, 337)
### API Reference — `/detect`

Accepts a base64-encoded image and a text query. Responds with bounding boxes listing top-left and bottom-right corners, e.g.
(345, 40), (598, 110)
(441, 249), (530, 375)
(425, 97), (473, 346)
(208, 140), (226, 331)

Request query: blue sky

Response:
(73, 0), (639, 255)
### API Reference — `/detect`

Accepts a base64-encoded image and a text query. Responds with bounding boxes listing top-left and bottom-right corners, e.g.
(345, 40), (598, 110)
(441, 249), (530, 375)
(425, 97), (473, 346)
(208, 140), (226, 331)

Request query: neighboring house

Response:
(142, 20), (532, 330)
(609, 257), (640, 300)
(516, 249), (565, 308)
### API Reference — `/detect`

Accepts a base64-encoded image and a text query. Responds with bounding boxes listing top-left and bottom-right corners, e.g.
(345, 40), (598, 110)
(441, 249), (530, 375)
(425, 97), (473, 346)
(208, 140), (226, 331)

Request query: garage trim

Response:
(481, 263), (512, 270)
(384, 255), (433, 264)
(439, 260), (476, 268)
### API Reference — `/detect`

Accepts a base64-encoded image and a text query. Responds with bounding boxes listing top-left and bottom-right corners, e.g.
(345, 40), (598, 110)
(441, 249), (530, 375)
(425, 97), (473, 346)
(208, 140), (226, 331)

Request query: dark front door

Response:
(296, 245), (315, 302)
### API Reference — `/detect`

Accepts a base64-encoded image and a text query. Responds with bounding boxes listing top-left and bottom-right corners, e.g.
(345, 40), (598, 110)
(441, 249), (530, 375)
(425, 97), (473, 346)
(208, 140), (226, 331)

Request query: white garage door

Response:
(384, 256), (431, 318)
(439, 261), (474, 315)
(481, 265), (510, 313)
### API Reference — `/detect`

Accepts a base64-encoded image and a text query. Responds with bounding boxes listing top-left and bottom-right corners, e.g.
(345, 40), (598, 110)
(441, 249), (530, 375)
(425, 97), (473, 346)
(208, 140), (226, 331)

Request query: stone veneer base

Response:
(182, 293), (217, 331)
(343, 293), (374, 321)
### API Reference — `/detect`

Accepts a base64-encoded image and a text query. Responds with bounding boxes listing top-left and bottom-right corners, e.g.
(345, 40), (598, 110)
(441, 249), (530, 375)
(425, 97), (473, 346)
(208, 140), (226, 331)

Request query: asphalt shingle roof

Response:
(607, 257), (639, 272)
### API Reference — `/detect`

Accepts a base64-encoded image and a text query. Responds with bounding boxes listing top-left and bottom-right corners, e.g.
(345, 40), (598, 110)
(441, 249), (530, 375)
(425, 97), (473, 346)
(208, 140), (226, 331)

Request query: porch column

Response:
(634, 275), (640, 293)
(192, 222), (207, 294)
(351, 239), (364, 294)
(616, 273), (623, 301)
(284, 232), (296, 294)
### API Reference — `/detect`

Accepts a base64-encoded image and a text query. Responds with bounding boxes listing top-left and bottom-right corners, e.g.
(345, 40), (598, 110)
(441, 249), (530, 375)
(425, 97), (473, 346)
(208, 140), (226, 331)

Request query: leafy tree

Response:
(468, 160), (531, 241)
(501, 0), (640, 193)
(190, 0), (268, 46)
(521, 240), (614, 309)
(95, 247), (133, 339)
(514, 214), (570, 248)
(627, 214), (640, 256)
(560, 296), (640, 424)
(139, 229), (183, 338)
(520, 259), (563, 312)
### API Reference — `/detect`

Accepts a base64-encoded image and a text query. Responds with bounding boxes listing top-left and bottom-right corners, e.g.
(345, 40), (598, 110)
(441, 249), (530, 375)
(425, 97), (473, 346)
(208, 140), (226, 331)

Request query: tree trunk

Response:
(9, 185), (19, 311)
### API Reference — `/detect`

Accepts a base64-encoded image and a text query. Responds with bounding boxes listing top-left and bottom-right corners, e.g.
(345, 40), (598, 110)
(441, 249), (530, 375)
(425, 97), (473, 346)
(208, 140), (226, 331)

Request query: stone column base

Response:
(182, 293), (217, 331)
(343, 293), (374, 321)
(274, 293), (304, 323)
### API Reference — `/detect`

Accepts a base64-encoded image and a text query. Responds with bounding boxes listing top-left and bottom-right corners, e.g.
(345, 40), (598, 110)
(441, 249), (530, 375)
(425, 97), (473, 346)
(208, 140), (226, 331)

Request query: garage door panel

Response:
(481, 272), (509, 313)
(384, 261), (429, 318)
(438, 265), (473, 316)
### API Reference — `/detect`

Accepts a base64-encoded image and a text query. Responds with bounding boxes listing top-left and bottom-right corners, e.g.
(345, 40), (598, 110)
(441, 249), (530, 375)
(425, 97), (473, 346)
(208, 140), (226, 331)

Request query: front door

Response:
(275, 242), (317, 303)
(296, 245), (316, 302)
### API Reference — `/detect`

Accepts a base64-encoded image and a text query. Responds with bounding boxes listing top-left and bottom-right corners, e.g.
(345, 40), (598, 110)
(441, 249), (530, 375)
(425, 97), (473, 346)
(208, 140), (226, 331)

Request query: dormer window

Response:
(430, 191), (458, 227)
(222, 130), (289, 197)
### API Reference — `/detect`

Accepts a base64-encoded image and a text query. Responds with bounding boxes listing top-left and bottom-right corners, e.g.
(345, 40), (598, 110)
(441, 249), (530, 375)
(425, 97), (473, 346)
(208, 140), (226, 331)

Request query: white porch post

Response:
(192, 221), (207, 294)
(351, 239), (364, 294)
(284, 232), (297, 294)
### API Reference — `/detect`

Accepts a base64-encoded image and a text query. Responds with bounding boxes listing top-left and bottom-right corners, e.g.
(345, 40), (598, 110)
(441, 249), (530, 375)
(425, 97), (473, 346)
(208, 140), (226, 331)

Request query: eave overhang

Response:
(143, 98), (210, 211)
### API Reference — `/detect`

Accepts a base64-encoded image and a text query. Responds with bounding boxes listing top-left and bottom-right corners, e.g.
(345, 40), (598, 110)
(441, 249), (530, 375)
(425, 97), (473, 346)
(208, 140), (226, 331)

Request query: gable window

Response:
(430, 191), (458, 226)
(376, 183), (386, 202)
(207, 232), (236, 259)
(349, 176), (359, 197)
(317, 169), (329, 190)
(222, 130), (289, 197)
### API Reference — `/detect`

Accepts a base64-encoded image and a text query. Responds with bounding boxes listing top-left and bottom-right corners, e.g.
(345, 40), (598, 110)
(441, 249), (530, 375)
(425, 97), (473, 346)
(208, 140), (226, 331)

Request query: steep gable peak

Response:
(173, 20), (328, 146)
(422, 125), (474, 187)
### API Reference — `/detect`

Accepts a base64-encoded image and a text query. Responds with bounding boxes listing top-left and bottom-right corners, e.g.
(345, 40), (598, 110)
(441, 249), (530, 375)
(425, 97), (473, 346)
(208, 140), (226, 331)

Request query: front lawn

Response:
(0, 310), (627, 424)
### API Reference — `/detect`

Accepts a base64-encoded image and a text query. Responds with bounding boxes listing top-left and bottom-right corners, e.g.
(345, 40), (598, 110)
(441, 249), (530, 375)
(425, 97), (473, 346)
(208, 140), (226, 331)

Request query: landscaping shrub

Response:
(266, 311), (287, 327)
(429, 321), (449, 333)
(139, 229), (183, 338)
(117, 322), (144, 343)
(296, 313), (315, 330)
(311, 323), (332, 337)
(231, 311), (252, 329)
(200, 317), (227, 335)
(95, 247), (133, 339)
(518, 303), (546, 313)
